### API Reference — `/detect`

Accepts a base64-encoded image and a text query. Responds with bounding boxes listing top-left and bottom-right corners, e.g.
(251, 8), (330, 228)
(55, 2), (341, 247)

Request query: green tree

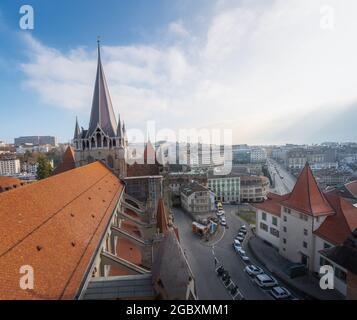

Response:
(36, 155), (53, 180)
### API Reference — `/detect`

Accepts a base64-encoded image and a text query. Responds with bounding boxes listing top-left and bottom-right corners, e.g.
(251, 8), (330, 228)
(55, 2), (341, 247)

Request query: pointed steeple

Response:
(117, 113), (123, 138)
(282, 162), (334, 216)
(87, 39), (117, 137)
(73, 116), (81, 139)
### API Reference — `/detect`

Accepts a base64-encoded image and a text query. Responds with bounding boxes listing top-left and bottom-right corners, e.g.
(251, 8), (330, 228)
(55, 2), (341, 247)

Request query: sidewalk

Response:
(248, 235), (344, 300)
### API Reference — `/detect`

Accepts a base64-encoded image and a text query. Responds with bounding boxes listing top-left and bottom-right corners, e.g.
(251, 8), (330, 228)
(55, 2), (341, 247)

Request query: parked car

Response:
(220, 217), (227, 226)
(245, 265), (264, 277)
(233, 240), (241, 252)
(269, 287), (291, 300)
(254, 274), (278, 288)
(239, 225), (247, 232)
(239, 228), (247, 235)
(236, 235), (244, 242)
(241, 255), (250, 263)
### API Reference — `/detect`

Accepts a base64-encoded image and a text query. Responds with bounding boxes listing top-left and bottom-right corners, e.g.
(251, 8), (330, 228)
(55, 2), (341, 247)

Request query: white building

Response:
(208, 174), (240, 204)
(253, 163), (357, 297)
(0, 158), (21, 175)
(250, 148), (267, 163)
(180, 182), (215, 215)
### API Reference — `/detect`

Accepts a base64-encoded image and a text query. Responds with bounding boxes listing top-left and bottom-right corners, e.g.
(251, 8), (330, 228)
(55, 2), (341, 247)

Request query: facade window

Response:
(304, 229), (308, 236)
(324, 242), (332, 249)
(284, 207), (291, 214)
(335, 267), (347, 283)
(283, 226), (287, 232)
(283, 215), (287, 222)
(303, 241), (308, 248)
(262, 212), (267, 221)
(272, 217), (278, 226)
(283, 238), (287, 244)
(260, 222), (268, 232)
(270, 227), (279, 238)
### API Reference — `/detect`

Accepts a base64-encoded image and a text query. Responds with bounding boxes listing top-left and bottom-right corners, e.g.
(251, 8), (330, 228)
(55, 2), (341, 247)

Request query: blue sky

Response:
(1, 0), (357, 144)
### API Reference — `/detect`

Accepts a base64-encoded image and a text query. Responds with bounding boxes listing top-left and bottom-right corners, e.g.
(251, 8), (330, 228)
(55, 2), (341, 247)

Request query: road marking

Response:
(210, 225), (226, 247)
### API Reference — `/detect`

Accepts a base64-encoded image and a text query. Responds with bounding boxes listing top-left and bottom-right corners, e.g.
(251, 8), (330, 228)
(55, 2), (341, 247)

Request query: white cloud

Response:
(20, 0), (357, 144)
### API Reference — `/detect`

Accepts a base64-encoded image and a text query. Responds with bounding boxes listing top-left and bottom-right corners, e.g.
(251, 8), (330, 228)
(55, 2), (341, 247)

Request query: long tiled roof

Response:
(0, 162), (124, 299)
(314, 193), (357, 245)
(0, 176), (23, 191)
(346, 180), (357, 199)
(252, 193), (290, 217)
(281, 163), (334, 216)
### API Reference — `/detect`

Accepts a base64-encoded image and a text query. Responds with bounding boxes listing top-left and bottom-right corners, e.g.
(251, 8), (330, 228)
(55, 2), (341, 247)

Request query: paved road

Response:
(267, 159), (296, 195)
(173, 206), (273, 300)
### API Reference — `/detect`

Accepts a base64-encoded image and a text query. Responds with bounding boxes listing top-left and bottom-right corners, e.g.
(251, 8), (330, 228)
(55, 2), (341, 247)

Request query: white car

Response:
(233, 240), (241, 252)
(241, 255), (250, 263)
(270, 287), (291, 299)
(245, 265), (264, 277)
(254, 274), (278, 288)
(220, 217), (227, 226)
(216, 211), (224, 217)
(236, 235), (244, 242)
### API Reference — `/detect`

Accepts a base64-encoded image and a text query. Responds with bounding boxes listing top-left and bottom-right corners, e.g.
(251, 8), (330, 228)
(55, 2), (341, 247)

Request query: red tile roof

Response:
(0, 161), (124, 299)
(0, 176), (23, 192)
(346, 180), (357, 198)
(53, 146), (76, 175)
(314, 193), (357, 245)
(281, 163), (334, 216)
(156, 199), (169, 234)
(252, 193), (290, 216)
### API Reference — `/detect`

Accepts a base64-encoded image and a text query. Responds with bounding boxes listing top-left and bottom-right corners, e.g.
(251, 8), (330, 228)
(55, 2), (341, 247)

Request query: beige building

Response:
(181, 181), (215, 215)
(240, 175), (269, 203)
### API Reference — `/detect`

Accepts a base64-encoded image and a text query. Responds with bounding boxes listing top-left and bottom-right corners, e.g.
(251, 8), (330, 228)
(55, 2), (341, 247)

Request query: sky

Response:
(0, 0), (357, 145)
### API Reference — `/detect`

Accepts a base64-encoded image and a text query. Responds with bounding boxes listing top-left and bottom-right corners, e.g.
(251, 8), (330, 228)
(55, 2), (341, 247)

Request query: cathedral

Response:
(72, 41), (128, 178)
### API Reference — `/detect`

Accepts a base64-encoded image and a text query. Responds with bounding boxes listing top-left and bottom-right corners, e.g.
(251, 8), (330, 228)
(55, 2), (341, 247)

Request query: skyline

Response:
(1, 0), (357, 145)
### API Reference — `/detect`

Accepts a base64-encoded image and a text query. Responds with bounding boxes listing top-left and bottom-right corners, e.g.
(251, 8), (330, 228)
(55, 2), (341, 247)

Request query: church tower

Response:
(72, 40), (128, 178)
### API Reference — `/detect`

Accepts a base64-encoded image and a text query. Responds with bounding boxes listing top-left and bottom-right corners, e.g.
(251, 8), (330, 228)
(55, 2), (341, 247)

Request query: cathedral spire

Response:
(87, 39), (117, 137)
(117, 113), (123, 138)
(73, 116), (81, 139)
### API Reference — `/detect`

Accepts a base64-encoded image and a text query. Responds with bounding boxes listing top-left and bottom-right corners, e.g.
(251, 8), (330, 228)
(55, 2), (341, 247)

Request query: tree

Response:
(36, 155), (53, 180)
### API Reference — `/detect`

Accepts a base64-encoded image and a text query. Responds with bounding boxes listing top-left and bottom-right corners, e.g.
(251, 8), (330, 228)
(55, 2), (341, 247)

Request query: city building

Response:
(0, 161), (196, 300)
(72, 42), (128, 178)
(240, 175), (269, 203)
(250, 148), (267, 163)
(0, 157), (20, 175)
(253, 163), (357, 297)
(14, 136), (57, 147)
(329, 180), (357, 204)
(208, 173), (240, 204)
(168, 171), (208, 196)
(180, 181), (215, 215)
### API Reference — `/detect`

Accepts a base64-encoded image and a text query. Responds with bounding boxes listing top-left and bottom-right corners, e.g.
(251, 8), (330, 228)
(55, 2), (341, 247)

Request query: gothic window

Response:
(113, 139), (116, 147)
(82, 141), (85, 150)
(103, 136), (108, 148)
(91, 137), (95, 148)
(96, 133), (102, 148)
(86, 140), (90, 149)
(109, 139), (112, 149)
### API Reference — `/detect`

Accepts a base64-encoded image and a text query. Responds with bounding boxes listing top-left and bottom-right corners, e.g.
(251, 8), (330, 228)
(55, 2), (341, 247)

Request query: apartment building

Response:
(0, 158), (20, 175)
(240, 175), (269, 203)
(180, 181), (215, 215)
(208, 174), (240, 204)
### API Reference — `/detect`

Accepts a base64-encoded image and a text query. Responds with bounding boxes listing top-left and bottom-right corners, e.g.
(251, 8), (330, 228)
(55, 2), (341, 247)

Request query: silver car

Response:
(245, 265), (264, 277)
(270, 286), (291, 299)
(254, 274), (278, 288)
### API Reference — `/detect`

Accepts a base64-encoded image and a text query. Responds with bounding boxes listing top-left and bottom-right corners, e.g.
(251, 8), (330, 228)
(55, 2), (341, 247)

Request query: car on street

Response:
(239, 225), (247, 232)
(216, 210), (224, 217)
(236, 234), (244, 242)
(241, 255), (250, 263)
(245, 265), (264, 277)
(239, 228), (247, 235)
(220, 216), (227, 226)
(269, 286), (291, 300)
(233, 240), (241, 252)
(254, 274), (278, 288)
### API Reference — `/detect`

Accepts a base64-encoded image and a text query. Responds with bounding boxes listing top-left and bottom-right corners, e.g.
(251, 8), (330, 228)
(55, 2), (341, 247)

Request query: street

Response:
(267, 158), (296, 195)
(173, 206), (273, 300)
